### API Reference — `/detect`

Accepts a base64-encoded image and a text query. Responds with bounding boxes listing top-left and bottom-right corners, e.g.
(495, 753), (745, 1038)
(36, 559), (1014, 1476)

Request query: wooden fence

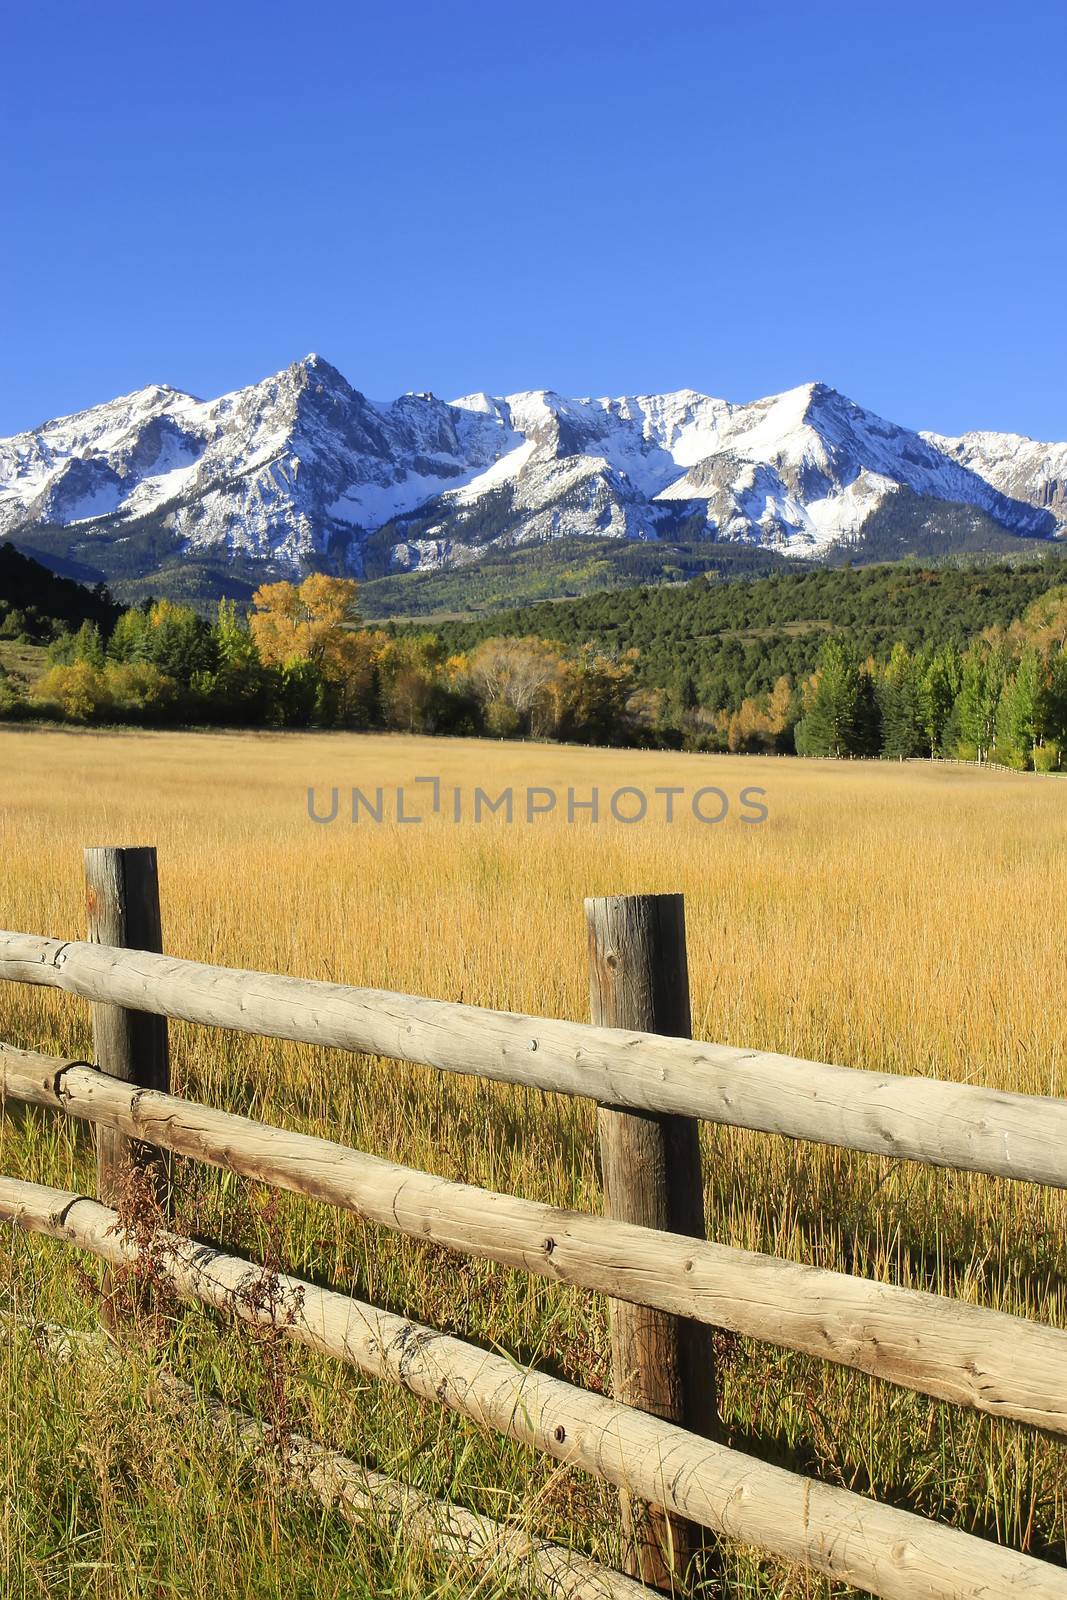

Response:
(2, 847), (1067, 1599)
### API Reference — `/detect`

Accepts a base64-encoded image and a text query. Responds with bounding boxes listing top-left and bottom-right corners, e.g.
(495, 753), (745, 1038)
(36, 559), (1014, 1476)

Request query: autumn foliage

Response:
(15, 574), (1067, 767)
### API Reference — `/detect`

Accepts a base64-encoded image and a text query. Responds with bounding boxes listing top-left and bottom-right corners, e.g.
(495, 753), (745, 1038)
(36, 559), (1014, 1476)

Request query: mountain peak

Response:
(287, 352), (349, 388)
(768, 379), (844, 415)
(1, 363), (1062, 594)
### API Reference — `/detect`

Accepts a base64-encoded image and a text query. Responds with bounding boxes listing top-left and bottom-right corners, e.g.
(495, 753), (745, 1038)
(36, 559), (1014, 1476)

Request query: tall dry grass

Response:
(1, 725), (1065, 1597)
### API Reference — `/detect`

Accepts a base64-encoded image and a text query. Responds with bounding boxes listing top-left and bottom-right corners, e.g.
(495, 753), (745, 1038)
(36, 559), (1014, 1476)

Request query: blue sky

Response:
(2, 1), (1064, 440)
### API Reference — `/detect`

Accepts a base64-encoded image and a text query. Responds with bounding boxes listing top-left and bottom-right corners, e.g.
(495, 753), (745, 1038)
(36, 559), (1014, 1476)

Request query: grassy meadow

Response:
(0, 638), (47, 689)
(1, 725), (1066, 1598)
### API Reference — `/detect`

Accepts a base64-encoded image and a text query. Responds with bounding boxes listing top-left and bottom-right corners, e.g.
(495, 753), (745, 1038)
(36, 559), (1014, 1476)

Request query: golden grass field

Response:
(1, 725), (1066, 1598)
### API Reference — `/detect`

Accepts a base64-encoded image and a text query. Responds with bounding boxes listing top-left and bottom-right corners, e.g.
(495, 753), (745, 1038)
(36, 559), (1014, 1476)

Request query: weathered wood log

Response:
(168, 1389), (645, 1600)
(7, 1317), (643, 1600)
(2, 930), (1066, 1186)
(587, 894), (716, 1586)
(83, 849), (170, 1209)
(2, 1178), (1064, 1600)
(4, 1042), (1067, 1438)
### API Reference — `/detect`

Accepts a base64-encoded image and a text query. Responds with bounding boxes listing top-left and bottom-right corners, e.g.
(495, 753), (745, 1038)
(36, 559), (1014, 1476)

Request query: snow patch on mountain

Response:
(1, 357), (1062, 589)
(923, 428), (1067, 525)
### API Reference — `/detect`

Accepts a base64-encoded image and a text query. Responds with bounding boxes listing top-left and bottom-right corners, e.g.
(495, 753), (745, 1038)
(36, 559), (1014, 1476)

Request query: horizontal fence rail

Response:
(4, 1177), (1065, 1600)
(3, 930), (1067, 1186)
(4, 860), (1067, 1599)
(4, 1041), (1067, 1437)
(6, 1317), (645, 1600)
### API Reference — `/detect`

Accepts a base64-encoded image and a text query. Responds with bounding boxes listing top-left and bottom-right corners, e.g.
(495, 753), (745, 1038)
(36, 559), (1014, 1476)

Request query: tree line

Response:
(0, 577), (637, 746)
(2, 569), (1065, 769)
(427, 555), (1067, 714)
(652, 587), (1067, 769)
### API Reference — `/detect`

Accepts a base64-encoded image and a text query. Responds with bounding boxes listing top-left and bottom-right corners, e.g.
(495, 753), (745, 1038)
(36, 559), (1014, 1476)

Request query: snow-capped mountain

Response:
(921, 428), (1067, 527)
(1, 355), (1062, 593)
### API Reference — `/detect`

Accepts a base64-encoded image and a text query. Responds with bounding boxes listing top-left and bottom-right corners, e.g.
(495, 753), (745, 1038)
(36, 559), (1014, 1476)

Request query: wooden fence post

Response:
(585, 893), (717, 1592)
(85, 847), (170, 1212)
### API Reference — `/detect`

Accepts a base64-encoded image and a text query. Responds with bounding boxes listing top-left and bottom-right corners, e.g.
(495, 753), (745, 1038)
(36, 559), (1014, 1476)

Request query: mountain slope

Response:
(1, 357), (1062, 598)
(0, 540), (121, 640)
(923, 428), (1067, 525)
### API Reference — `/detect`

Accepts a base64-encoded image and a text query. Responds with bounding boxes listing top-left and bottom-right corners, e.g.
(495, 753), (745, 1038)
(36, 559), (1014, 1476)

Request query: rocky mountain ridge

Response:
(1, 355), (1062, 594)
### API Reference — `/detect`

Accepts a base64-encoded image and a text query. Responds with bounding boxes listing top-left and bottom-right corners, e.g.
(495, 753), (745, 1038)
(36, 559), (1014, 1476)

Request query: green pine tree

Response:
(919, 644), (962, 756)
(878, 642), (925, 758)
(796, 639), (861, 757)
(71, 620), (105, 669)
(953, 641), (1007, 761)
(995, 648), (1041, 768)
